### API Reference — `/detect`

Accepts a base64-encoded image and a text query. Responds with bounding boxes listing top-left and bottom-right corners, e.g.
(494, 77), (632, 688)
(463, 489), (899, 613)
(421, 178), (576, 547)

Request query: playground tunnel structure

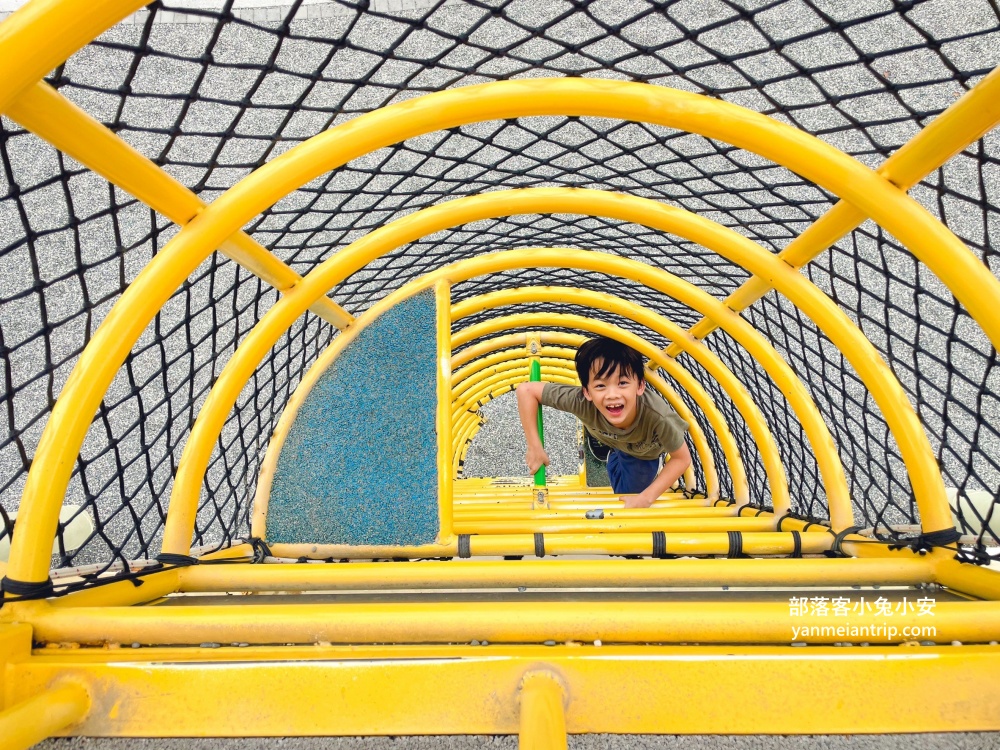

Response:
(1, 0), (1000, 745)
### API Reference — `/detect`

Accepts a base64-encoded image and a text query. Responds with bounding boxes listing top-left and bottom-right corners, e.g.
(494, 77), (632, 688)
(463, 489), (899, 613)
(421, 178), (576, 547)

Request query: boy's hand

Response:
(526, 444), (550, 474)
(621, 492), (656, 509)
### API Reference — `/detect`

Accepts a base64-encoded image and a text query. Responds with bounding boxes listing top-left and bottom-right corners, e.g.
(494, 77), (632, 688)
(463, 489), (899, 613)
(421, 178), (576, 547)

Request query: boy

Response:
(516, 337), (691, 509)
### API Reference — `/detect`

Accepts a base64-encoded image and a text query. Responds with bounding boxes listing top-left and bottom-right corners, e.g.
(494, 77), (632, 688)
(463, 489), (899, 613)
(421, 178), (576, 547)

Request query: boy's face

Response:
(582, 360), (646, 429)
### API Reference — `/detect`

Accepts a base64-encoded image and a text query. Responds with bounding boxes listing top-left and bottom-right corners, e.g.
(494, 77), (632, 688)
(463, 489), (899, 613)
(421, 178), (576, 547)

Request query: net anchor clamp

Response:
(533, 487), (550, 510)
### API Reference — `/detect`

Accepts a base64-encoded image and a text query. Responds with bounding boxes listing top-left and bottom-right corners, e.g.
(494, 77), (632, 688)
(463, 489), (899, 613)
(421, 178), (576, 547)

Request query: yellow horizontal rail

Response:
(263, 530), (831, 560)
(10, 643), (1000, 735)
(14, 78), (971, 582)
(175, 556), (935, 593)
(23, 598), (999, 645)
(670, 64), (1000, 355)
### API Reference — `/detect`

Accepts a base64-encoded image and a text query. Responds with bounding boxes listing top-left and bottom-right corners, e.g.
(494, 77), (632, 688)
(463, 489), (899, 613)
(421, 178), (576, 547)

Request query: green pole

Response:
(530, 358), (545, 487)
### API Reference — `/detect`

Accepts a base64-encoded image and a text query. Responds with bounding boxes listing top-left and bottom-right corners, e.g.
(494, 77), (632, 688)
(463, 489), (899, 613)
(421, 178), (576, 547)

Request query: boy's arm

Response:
(516, 381), (550, 474)
(621, 442), (692, 509)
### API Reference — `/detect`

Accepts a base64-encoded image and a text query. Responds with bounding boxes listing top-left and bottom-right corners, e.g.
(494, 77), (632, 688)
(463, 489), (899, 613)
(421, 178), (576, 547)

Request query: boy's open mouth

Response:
(606, 404), (624, 417)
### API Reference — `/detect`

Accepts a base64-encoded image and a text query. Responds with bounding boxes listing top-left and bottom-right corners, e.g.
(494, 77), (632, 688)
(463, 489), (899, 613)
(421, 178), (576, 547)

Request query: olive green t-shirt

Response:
(540, 383), (688, 460)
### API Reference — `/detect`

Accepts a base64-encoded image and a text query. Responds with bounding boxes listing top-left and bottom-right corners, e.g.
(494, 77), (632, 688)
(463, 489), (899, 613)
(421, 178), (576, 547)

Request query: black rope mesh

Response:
(1, 0), (999, 591)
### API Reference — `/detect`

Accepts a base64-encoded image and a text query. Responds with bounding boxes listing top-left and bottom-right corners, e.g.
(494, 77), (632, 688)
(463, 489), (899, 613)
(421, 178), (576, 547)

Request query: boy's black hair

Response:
(575, 337), (646, 389)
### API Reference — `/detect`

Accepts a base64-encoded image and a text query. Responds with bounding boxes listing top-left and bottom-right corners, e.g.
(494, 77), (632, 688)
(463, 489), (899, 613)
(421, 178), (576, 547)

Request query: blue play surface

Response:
(267, 290), (440, 546)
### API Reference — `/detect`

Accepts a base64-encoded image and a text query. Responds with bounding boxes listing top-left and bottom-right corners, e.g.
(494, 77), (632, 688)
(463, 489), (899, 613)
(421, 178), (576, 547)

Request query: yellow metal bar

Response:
(933, 555), (1000, 601)
(19, 73), (976, 580)
(47, 569), (180, 610)
(454, 286), (849, 521)
(453, 516), (773, 535)
(0, 0), (147, 114)
(6, 82), (353, 329)
(266, 531), (830, 560)
(0, 681), (90, 750)
(670, 64), (1000, 354)
(455, 506), (737, 522)
(176, 556), (935, 593)
(436, 280), (454, 542)
(9, 643), (1000, 735)
(519, 671), (567, 750)
(23, 598), (998, 646)
(453, 310), (750, 503)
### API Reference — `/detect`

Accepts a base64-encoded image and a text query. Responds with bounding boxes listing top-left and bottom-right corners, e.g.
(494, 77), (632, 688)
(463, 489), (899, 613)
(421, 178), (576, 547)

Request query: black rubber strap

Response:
(651, 531), (667, 559)
(790, 530), (802, 558)
(534, 533), (545, 559)
(156, 553), (199, 567)
(727, 530), (745, 559)
(458, 534), (471, 559)
(828, 526), (863, 557)
(1, 575), (54, 599)
(888, 526), (962, 555)
(776, 512), (794, 531)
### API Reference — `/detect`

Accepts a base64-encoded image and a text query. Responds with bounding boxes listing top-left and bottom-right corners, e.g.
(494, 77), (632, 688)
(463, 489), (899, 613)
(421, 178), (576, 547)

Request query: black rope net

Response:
(1, 0), (998, 590)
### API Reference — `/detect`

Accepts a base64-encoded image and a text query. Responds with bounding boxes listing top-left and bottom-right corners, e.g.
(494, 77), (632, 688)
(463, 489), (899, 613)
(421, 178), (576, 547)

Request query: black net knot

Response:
(249, 537), (272, 564)
(1, 575), (54, 600)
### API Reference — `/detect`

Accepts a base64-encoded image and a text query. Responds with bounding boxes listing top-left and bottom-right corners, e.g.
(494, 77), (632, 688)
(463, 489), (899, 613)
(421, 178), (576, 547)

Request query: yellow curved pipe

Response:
(451, 344), (714, 496)
(452, 311), (753, 503)
(452, 358), (575, 407)
(452, 285), (850, 523)
(17, 70), (977, 576)
(672, 64), (1000, 352)
(452, 345), (579, 386)
(0, 0), (146, 114)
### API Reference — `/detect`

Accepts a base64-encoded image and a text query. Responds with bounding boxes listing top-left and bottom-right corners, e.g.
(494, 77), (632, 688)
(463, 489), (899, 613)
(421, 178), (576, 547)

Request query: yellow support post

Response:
(0, 682), (90, 750)
(519, 671), (568, 750)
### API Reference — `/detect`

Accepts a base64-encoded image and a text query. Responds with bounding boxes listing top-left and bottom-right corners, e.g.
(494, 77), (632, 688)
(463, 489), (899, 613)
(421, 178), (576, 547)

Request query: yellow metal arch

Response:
(15, 75), (986, 578)
(451, 285), (852, 524)
(450, 341), (716, 497)
(449, 353), (699, 493)
(454, 312), (761, 509)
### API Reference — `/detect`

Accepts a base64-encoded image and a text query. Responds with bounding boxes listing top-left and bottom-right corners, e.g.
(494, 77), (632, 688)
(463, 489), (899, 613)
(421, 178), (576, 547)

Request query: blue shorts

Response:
(606, 449), (661, 495)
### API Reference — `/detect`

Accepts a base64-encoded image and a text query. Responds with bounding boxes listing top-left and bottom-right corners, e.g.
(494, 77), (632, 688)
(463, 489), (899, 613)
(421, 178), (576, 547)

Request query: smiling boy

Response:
(516, 337), (691, 509)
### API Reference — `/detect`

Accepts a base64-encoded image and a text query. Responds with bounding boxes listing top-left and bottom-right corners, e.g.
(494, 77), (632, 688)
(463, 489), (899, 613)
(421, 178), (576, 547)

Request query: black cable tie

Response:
(155, 553), (199, 567)
(534, 532), (545, 559)
(1, 575), (54, 599)
(249, 537), (272, 564)
(826, 526), (863, 557)
(651, 530), (667, 559)
(458, 534), (471, 559)
(790, 530), (802, 558)
(727, 530), (745, 559)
